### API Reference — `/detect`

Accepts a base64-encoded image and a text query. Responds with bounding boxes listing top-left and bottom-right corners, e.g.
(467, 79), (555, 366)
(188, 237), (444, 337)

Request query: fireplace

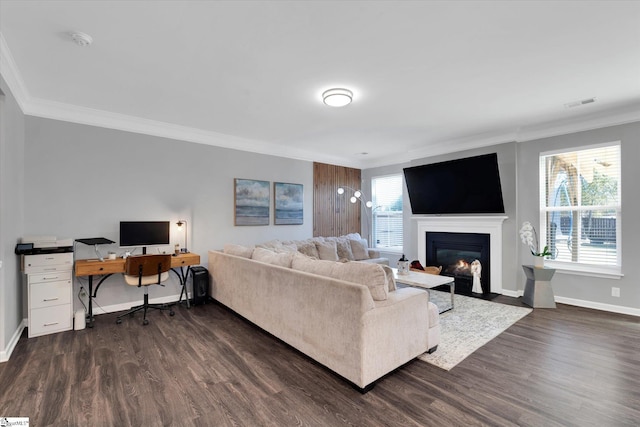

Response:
(426, 232), (490, 295)
(415, 215), (507, 294)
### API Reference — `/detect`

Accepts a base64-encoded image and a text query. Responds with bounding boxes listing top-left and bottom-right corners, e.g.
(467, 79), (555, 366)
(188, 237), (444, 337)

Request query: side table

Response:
(522, 265), (556, 308)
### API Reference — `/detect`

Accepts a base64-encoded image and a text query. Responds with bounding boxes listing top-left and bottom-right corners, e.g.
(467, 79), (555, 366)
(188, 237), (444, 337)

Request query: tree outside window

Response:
(541, 142), (621, 273)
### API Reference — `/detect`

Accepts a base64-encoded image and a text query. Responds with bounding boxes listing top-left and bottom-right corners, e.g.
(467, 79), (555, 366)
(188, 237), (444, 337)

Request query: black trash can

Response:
(190, 266), (210, 306)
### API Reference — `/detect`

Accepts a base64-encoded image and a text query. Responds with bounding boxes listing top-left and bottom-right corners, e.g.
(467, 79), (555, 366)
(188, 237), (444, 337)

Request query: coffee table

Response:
(393, 268), (455, 312)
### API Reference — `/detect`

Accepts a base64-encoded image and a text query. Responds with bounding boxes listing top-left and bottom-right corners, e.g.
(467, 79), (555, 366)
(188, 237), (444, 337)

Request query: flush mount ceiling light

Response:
(322, 88), (353, 107)
(70, 31), (93, 47)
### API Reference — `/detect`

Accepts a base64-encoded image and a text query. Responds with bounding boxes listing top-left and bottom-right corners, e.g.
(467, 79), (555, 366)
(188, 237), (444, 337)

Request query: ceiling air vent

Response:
(564, 97), (596, 109)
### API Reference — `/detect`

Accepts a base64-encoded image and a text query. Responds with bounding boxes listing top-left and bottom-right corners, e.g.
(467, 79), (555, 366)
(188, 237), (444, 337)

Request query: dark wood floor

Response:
(1, 296), (639, 427)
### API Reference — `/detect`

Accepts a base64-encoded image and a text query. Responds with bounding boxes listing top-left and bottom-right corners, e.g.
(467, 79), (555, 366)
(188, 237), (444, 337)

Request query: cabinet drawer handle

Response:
(42, 276), (59, 280)
(43, 297), (59, 302)
(43, 322), (59, 326)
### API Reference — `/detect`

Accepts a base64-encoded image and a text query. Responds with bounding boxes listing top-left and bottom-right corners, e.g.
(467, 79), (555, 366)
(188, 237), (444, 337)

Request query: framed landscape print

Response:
(274, 182), (303, 225)
(234, 178), (270, 226)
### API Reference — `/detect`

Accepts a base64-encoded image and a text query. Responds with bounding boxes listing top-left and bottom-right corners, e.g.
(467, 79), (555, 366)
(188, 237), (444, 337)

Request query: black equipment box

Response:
(190, 266), (210, 306)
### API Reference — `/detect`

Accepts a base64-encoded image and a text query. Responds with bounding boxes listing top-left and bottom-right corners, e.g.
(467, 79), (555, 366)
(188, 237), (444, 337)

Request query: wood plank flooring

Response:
(1, 296), (639, 426)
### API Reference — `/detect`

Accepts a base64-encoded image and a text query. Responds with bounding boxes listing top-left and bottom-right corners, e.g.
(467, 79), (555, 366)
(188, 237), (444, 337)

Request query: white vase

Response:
(533, 256), (545, 268)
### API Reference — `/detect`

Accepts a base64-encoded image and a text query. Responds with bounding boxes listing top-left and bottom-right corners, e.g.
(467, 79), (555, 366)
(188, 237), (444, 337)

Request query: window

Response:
(540, 142), (621, 275)
(371, 174), (403, 252)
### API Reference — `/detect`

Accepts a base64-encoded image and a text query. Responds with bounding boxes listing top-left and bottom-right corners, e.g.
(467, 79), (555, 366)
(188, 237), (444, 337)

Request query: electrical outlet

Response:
(611, 287), (620, 297)
(79, 287), (87, 298)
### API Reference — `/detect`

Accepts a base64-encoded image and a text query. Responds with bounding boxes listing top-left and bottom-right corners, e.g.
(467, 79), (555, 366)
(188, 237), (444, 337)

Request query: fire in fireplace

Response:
(426, 232), (490, 295)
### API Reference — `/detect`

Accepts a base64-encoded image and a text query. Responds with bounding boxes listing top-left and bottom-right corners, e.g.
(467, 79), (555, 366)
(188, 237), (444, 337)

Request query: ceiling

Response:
(1, 1), (639, 169)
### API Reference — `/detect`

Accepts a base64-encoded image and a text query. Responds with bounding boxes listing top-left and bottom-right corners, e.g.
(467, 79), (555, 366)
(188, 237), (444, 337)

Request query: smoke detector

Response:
(70, 32), (93, 47)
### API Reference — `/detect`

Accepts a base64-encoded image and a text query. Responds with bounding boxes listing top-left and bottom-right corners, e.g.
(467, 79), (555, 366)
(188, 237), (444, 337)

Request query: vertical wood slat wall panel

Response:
(313, 162), (361, 237)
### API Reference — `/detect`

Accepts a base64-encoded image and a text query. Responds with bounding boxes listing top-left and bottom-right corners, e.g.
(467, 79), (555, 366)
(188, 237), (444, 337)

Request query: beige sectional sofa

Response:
(208, 243), (440, 391)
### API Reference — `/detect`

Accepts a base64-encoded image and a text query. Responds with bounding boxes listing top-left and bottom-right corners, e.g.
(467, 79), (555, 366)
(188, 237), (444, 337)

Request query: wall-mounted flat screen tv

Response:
(119, 221), (170, 248)
(403, 153), (505, 214)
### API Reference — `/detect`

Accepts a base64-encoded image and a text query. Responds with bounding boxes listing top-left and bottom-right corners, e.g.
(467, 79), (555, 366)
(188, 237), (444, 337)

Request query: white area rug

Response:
(418, 290), (532, 370)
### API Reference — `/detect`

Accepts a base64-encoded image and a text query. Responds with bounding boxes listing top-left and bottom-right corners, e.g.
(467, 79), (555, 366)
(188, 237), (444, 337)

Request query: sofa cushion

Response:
(251, 247), (294, 268)
(223, 243), (254, 258)
(292, 253), (388, 301)
(334, 237), (355, 261)
(381, 265), (397, 291)
(315, 240), (339, 261)
(350, 238), (369, 260)
(255, 239), (281, 250)
(296, 240), (320, 259)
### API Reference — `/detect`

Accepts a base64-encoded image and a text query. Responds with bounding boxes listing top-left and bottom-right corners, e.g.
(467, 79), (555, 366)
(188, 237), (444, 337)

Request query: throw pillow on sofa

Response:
(296, 240), (320, 259)
(291, 253), (389, 301)
(251, 247), (294, 268)
(315, 240), (339, 261)
(223, 243), (254, 258)
(334, 237), (355, 261)
(349, 238), (370, 261)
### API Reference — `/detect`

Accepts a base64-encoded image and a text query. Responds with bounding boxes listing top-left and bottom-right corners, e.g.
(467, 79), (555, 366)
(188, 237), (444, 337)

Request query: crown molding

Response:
(3, 30), (638, 171)
(515, 104), (640, 142)
(360, 106), (640, 169)
(0, 32), (30, 111)
(25, 97), (360, 167)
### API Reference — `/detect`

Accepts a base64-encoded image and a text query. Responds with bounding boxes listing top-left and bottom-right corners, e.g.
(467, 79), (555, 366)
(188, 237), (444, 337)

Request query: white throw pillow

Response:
(350, 238), (369, 260)
(315, 240), (339, 261)
(251, 247), (294, 268)
(223, 244), (254, 258)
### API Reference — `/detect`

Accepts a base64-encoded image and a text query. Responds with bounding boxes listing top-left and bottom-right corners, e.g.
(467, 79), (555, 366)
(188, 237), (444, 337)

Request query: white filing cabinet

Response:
(23, 253), (74, 338)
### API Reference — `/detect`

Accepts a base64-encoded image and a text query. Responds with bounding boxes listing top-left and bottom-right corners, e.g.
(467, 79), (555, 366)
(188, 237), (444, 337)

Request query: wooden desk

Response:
(75, 253), (201, 326)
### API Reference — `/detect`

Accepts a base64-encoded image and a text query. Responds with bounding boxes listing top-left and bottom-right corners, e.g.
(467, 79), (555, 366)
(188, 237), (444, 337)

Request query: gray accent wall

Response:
(22, 117), (313, 320)
(364, 124), (639, 313)
(363, 143), (518, 294)
(0, 76), (25, 360)
(517, 122), (639, 311)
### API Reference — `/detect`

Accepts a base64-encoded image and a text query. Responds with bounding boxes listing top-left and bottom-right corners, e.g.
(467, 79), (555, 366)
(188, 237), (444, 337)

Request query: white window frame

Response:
(539, 141), (622, 278)
(371, 174), (403, 253)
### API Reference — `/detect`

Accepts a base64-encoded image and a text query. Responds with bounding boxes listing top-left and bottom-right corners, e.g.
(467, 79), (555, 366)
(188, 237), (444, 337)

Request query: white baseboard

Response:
(501, 289), (522, 298)
(499, 290), (639, 317)
(0, 319), (26, 363)
(87, 293), (183, 316)
(554, 296), (640, 317)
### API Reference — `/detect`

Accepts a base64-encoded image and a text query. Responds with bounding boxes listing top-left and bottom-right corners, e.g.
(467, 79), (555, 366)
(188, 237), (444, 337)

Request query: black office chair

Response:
(116, 254), (175, 325)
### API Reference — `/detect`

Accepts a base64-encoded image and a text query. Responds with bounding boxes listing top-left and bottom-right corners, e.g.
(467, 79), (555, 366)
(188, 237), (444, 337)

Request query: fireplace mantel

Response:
(413, 216), (508, 293)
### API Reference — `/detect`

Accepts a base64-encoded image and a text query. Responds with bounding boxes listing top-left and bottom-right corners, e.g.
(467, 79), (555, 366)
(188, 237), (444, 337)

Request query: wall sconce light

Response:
(176, 220), (188, 253)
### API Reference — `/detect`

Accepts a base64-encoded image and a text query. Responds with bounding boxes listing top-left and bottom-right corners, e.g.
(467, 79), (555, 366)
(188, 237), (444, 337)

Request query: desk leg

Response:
(87, 275), (94, 328)
(172, 267), (191, 308)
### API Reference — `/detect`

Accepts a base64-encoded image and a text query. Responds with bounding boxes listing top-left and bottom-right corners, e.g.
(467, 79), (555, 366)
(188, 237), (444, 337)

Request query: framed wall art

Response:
(274, 182), (303, 225)
(234, 178), (270, 226)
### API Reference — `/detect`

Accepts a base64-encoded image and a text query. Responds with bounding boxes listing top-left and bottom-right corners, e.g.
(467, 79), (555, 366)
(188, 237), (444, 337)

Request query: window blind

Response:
(540, 142), (621, 269)
(372, 175), (403, 251)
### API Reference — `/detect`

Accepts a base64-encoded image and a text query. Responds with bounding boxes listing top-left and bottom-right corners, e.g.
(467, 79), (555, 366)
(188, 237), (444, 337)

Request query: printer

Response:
(15, 235), (74, 255)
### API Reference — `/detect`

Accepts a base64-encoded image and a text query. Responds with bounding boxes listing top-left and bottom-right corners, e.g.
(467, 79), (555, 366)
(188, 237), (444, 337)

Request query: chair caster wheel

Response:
(116, 318), (122, 324)
(169, 310), (175, 316)
(143, 319), (149, 325)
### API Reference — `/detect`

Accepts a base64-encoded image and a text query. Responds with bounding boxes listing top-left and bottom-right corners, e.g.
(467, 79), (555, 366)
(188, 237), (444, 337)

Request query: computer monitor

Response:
(119, 221), (170, 254)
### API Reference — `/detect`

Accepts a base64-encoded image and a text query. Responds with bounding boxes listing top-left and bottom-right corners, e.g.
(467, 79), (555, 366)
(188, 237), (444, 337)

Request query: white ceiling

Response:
(1, 0), (639, 169)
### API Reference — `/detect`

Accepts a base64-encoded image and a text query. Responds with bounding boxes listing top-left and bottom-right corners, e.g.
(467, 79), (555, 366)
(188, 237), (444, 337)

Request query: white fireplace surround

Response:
(414, 216), (508, 294)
